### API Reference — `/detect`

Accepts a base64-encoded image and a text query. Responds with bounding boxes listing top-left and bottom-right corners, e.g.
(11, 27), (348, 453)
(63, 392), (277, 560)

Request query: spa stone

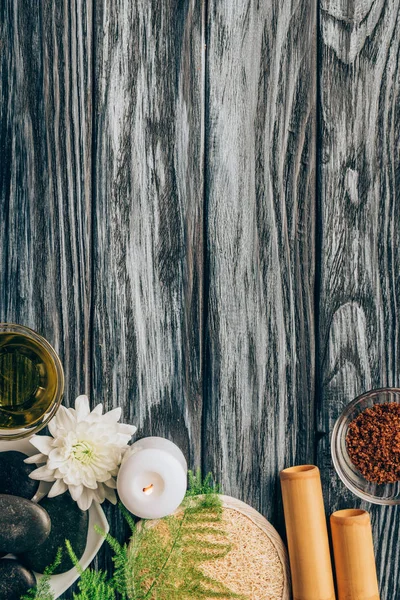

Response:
(0, 451), (39, 499)
(0, 559), (36, 600)
(20, 492), (89, 574)
(0, 494), (51, 554)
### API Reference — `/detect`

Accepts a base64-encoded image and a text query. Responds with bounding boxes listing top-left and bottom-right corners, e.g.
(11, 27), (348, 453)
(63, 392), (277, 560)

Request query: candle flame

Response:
(143, 483), (154, 495)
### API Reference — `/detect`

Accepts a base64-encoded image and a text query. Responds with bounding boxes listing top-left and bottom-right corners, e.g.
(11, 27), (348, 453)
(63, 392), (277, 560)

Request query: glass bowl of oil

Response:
(0, 324), (64, 439)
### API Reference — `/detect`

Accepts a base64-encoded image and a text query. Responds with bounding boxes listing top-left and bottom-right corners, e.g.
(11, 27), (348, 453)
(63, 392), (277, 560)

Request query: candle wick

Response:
(143, 483), (154, 495)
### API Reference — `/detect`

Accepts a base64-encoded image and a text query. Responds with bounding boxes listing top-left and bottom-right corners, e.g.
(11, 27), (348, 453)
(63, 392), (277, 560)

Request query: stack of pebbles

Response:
(0, 451), (89, 600)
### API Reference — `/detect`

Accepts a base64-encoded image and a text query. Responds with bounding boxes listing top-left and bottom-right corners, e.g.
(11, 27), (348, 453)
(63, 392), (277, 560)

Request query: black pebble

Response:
(0, 495), (51, 554)
(0, 559), (36, 600)
(0, 451), (39, 499)
(20, 493), (89, 574)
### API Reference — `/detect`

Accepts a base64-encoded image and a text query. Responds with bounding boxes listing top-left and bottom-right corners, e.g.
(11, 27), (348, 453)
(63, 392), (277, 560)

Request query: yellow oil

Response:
(0, 332), (58, 428)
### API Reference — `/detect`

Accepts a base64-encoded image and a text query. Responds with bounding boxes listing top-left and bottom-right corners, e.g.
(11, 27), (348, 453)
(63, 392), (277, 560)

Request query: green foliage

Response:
(21, 548), (63, 600)
(186, 469), (220, 497)
(22, 472), (245, 600)
(66, 541), (116, 600)
(127, 491), (243, 599)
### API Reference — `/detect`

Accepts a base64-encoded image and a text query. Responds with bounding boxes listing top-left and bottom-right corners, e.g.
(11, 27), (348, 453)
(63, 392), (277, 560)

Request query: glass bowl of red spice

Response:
(331, 388), (400, 504)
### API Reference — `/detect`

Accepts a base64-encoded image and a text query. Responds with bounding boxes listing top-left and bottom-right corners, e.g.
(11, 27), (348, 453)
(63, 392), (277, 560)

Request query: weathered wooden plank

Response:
(203, 0), (316, 528)
(0, 0), (92, 408)
(0, 3), (92, 595)
(317, 0), (400, 596)
(92, 0), (204, 574)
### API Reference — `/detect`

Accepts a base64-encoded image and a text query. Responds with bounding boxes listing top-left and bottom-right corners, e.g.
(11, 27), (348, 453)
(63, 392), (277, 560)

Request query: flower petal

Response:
(104, 486), (117, 504)
(118, 423), (137, 436)
(104, 477), (117, 489)
(77, 487), (93, 511)
(91, 404), (103, 416)
(47, 416), (59, 437)
(69, 484), (84, 501)
(24, 453), (47, 464)
(29, 465), (56, 482)
(93, 485), (106, 503)
(29, 435), (54, 455)
(102, 407), (122, 423)
(75, 395), (91, 421)
(55, 406), (77, 431)
(116, 433), (135, 447)
(47, 459), (67, 471)
(48, 479), (68, 498)
(81, 471), (98, 489)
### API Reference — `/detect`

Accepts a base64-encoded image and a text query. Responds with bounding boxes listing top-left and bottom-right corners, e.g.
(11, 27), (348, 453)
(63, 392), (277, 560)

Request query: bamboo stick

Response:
(330, 509), (380, 600)
(280, 465), (335, 600)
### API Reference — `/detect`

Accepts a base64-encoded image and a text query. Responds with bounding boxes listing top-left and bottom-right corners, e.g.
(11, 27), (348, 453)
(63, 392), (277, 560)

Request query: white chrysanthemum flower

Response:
(25, 395), (137, 511)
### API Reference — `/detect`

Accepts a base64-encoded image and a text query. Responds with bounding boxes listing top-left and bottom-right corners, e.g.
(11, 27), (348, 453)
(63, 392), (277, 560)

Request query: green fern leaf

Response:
(127, 493), (245, 599)
(20, 547), (62, 600)
(65, 540), (116, 600)
(187, 470), (220, 497)
(20, 471), (246, 600)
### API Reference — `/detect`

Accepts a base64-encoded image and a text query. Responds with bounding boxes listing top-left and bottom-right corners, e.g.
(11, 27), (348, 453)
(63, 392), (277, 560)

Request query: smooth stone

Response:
(0, 559), (36, 600)
(0, 495), (51, 554)
(20, 493), (89, 574)
(0, 451), (39, 499)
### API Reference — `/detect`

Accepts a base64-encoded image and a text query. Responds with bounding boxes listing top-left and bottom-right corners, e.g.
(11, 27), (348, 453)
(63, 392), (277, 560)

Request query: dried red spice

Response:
(346, 402), (400, 484)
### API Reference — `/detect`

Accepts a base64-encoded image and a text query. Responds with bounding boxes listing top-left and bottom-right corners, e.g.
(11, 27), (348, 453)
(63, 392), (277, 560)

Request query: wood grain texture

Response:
(92, 0), (204, 578)
(0, 3), (92, 595)
(317, 0), (400, 596)
(203, 0), (316, 528)
(1, 0), (400, 596)
(0, 0), (92, 405)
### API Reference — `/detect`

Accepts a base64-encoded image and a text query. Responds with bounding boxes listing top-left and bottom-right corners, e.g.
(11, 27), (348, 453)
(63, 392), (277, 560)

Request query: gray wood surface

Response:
(0, 0), (399, 598)
(91, 0), (204, 579)
(203, 0), (316, 527)
(0, 2), (92, 594)
(317, 0), (400, 595)
(0, 0), (92, 404)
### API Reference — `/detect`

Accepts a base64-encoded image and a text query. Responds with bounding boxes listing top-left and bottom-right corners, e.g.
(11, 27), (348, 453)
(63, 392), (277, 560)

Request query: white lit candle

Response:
(117, 437), (187, 519)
